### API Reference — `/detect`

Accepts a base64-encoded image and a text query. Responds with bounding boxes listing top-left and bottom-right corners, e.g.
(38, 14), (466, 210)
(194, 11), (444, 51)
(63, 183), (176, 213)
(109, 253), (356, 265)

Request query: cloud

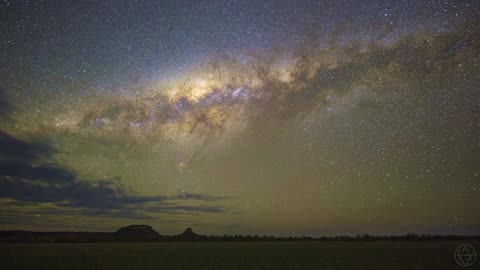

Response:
(144, 203), (226, 214)
(0, 130), (228, 216)
(0, 160), (75, 185)
(0, 130), (52, 162)
(172, 193), (229, 201)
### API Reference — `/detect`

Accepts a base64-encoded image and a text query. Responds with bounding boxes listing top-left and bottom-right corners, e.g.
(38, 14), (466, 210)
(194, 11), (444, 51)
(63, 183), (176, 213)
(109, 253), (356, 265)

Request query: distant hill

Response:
(171, 227), (204, 241)
(0, 230), (113, 243)
(0, 226), (479, 243)
(115, 225), (161, 241)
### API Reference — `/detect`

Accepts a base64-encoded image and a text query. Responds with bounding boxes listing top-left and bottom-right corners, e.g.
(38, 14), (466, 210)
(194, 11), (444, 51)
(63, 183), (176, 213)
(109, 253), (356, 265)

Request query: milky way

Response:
(0, 0), (479, 236)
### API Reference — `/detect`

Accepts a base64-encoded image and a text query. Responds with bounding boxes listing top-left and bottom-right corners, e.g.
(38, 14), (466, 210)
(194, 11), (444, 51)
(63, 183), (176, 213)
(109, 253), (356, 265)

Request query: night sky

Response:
(0, 0), (479, 236)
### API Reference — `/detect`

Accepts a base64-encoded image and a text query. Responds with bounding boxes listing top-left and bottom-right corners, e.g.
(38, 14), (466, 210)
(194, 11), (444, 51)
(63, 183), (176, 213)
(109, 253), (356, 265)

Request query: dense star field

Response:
(0, 0), (479, 236)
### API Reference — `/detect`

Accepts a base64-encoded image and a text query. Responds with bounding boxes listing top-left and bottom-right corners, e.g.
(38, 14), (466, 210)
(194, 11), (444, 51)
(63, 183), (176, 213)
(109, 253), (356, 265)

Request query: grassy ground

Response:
(0, 241), (478, 270)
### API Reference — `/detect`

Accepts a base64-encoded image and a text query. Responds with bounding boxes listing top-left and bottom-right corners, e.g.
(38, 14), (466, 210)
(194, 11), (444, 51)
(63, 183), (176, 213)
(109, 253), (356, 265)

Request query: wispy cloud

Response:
(0, 130), (229, 219)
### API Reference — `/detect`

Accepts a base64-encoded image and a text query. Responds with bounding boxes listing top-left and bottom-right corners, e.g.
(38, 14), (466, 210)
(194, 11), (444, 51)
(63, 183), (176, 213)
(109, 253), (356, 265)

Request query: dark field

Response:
(1, 241), (478, 270)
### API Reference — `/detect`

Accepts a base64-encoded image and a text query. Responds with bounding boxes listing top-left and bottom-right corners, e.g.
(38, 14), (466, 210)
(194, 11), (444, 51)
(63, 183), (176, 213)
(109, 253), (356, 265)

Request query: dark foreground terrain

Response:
(1, 241), (478, 270)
